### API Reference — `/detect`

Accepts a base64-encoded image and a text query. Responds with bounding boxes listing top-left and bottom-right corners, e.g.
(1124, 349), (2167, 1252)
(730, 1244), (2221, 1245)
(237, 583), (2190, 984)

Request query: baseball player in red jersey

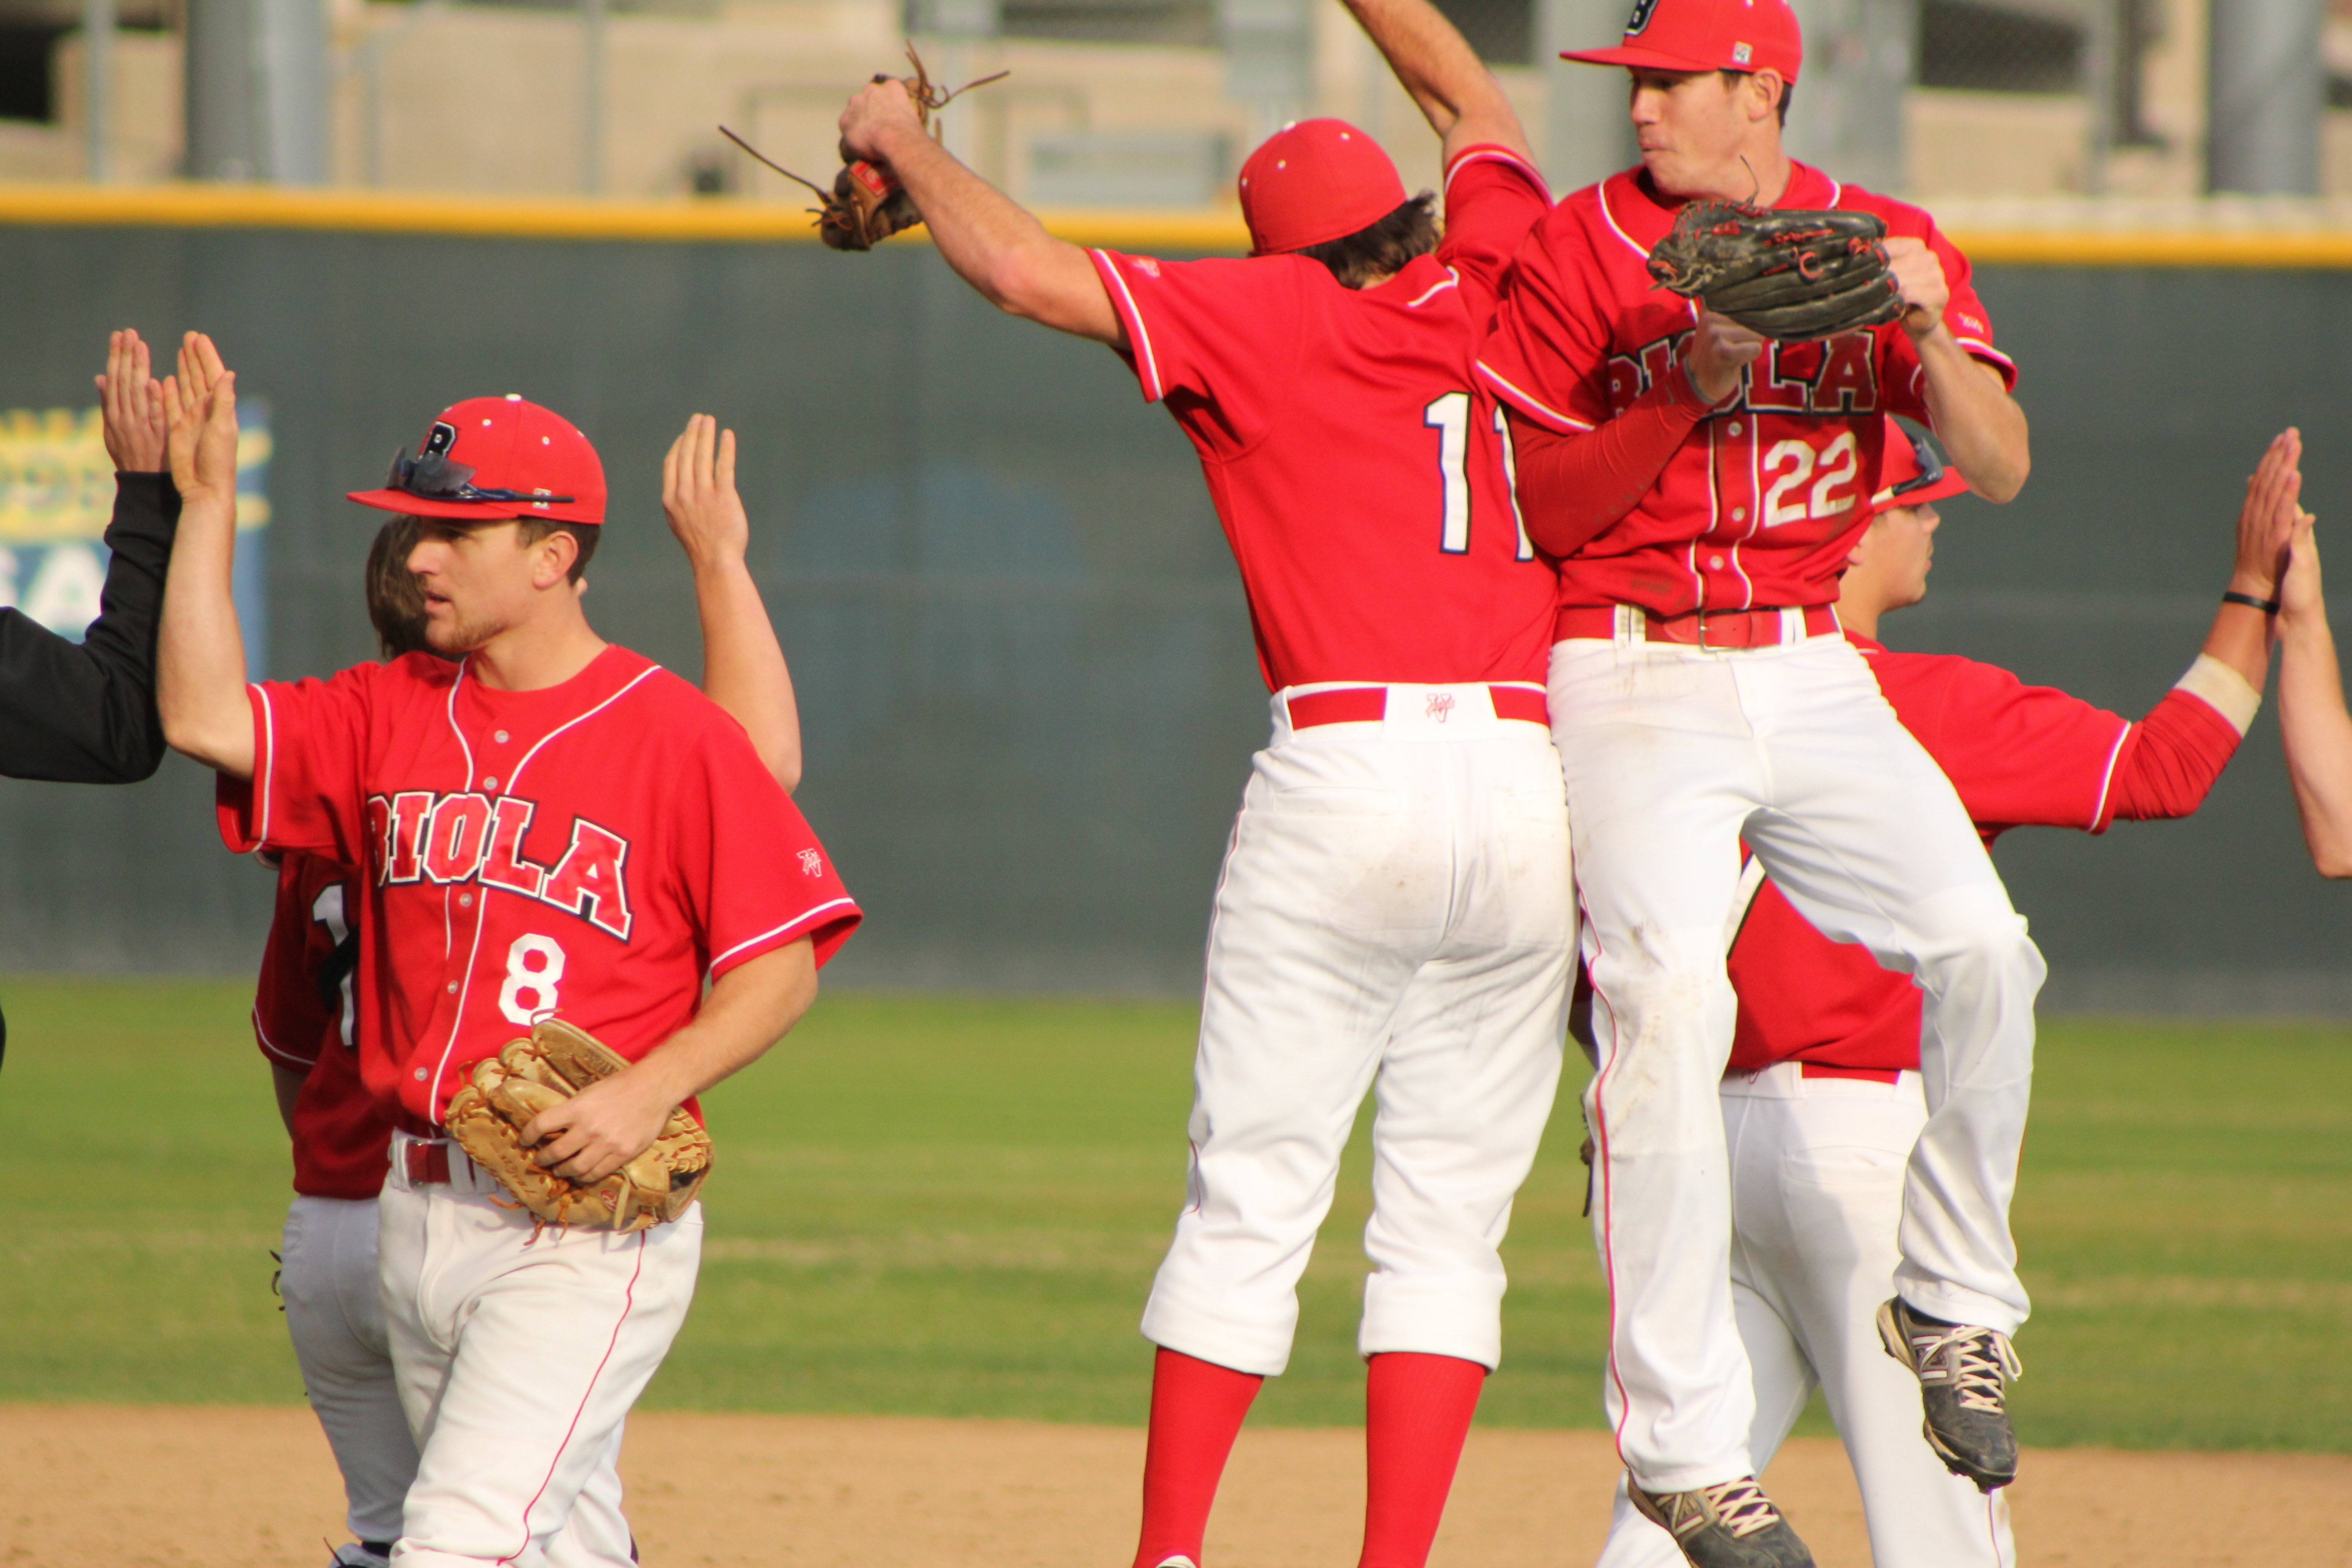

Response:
(834, 4), (1566, 1566)
(157, 333), (858, 1568)
(1593, 419), (2283, 1568)
(1476, 0), (2036, 1558)
(256, 418), (808, 1568)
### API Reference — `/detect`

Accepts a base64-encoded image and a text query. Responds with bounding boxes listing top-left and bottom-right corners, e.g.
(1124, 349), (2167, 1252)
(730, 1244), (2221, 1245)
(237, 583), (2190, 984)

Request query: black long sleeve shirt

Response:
(0, 471), (180, 783)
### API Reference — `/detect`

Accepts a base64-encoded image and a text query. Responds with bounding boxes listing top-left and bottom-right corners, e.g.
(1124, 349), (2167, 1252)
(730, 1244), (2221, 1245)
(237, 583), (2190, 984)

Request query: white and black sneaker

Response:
(1628, 1474), (1814, 1568)
(1877, 1296), (2023, 1491)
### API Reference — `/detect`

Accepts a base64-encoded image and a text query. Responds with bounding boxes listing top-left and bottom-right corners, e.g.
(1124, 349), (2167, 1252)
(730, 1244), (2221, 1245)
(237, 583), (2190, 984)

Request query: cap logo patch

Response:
(422, 420), (459, 458)
(1731, 40), (1752, 62)
(1623, 0), (1661, 36)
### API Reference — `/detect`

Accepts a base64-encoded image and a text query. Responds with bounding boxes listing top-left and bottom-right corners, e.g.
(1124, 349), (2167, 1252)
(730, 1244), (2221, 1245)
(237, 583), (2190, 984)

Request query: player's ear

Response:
(531, 526), (581, 590)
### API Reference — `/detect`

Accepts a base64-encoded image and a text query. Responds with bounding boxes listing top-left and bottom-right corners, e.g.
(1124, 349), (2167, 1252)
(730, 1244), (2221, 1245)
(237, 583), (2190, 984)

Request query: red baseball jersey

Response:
(253, 850), (391, 1200)
(1477, 164), (2014, 617)
(1086, 146), (1559, 690)
(218, 645), (861, 1132)
(1726, 635), (2233, 1075)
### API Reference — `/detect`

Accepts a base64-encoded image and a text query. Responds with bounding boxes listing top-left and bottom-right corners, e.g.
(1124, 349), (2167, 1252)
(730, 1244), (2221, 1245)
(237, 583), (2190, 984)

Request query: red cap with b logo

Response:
(1238, 119), (1409, 256)
(1562, 0), (1803, 82)
(348, 395), (608, 525)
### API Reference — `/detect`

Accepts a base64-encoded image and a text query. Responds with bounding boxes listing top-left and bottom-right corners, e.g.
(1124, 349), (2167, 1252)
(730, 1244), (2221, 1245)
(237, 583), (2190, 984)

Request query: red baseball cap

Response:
(1873, 419), (1969, 509)
(1238, 119), (1409, 256)
(1563, 0), (1803, 82)
(348, 395), (607, 525)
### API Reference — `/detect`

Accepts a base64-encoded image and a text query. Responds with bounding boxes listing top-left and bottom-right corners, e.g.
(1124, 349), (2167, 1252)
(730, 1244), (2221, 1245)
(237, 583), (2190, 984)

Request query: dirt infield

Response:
(2, 1405), (2346, 1568)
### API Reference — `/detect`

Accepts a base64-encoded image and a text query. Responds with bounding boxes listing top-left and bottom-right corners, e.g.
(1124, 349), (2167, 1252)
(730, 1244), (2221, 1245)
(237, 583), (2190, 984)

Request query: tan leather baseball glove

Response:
(720, 44), (1008, 252)
(446, 1017), (712, 1232)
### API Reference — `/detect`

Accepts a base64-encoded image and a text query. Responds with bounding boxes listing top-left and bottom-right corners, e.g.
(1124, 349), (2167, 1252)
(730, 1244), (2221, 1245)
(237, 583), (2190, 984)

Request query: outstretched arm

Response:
(2273, 449), (2352, 874)
(2100, 431), (2294, 822)
(0, 330), (182, 783)
(1340, 0), (1532, 163)
(156, 332), (257, 779)
(839, 83), (1125, 346)
(663, 414), (801, 793)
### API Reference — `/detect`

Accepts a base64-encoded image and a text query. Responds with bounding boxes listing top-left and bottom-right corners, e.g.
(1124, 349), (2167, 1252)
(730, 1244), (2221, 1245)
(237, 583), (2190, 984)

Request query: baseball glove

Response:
(720, 45), (1008, 252)
(1646, 199), (1904, 341)
(445, 1017), (712, 1233)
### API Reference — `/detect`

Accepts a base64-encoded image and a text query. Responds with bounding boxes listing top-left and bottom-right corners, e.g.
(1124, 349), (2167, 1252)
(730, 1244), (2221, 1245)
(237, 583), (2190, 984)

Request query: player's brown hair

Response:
(1294, 193), (1441, 290)
(366, 516), (432, 660)
(514, 517), (602, 586)
(1720, 69), (1795, 127)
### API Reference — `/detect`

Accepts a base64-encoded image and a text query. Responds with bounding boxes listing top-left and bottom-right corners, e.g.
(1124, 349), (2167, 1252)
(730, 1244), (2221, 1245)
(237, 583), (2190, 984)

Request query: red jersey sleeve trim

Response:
(708, 896), (862, 977)
(1088, 249), (1165, 402)
(1442, 144), (1550, 200)
(252, 1002), (319, 1069)
(1476, 360), (1596, 432)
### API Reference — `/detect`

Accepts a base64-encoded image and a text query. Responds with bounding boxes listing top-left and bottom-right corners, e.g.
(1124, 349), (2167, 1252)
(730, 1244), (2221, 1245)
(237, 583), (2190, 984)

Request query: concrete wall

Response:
(3, 220), (2351, 1008)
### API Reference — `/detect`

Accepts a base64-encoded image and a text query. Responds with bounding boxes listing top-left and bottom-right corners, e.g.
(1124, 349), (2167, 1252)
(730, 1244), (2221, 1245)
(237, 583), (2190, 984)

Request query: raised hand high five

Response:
(95, 329), (169, 473)
(162, 331), (239, 514)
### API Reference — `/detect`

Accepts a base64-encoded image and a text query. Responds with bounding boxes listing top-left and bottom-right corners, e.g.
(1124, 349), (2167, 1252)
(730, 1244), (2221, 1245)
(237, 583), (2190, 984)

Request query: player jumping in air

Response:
(1476, 0), (2034, 1560)
(833, 3), (1569, 1566)
(157, 332), (859, 1568)
(1594, 419), (2285, 1568)
(255, 416), (807, 1568)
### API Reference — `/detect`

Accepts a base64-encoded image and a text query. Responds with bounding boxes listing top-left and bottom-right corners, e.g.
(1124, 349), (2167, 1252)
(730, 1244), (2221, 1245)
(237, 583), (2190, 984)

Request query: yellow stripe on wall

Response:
(0, 183), (1254, 251)
(12, 183), (2352, 265)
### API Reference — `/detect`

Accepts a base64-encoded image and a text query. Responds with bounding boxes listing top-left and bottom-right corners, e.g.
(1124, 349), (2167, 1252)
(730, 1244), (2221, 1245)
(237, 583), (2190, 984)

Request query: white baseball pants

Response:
(1595, 1066), (2015, 1568)
(380, 1134), (699, 1568)
(1141, 683), (1575, 1375)
(1553, 628), (2043, 1492)
(280, 1194), (421, 1548)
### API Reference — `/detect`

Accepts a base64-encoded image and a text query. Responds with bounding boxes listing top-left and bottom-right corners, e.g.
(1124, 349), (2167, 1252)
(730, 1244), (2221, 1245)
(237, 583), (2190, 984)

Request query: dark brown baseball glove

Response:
(721, 45), (1007, 252)
(1646, 199), (1903, 341)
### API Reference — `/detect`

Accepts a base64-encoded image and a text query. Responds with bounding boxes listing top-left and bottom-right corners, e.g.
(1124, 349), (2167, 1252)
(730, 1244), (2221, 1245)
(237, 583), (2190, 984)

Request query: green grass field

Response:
(3, 979), (2348, 1449)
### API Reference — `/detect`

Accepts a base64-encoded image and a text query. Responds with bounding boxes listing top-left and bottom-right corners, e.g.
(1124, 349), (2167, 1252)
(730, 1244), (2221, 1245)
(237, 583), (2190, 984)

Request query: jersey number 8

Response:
(498, 933), (568, 1026)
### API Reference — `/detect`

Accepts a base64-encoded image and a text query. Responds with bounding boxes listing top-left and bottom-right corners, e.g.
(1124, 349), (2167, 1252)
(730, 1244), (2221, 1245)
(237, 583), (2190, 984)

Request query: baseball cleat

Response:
(1628, 1475), (1813, 1568)
(1877, 1296), (2023, 1491)
(326, 1544), (393, 1568)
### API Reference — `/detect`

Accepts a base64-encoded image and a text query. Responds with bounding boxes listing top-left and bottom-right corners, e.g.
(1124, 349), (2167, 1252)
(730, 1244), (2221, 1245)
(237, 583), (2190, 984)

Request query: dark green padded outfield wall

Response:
(2, 225), (2347, 1008)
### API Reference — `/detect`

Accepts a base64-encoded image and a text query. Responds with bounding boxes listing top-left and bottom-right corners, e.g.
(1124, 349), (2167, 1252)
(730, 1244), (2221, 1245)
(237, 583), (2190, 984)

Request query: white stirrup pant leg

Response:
(1360, 743), (1572, 1366)
(1728, 640), (2043, 1336)
(1142, 688), (1573, 1377)
(378, 1143), (700, 1568)
(1592, 1072), (2014, 1568)
(1550, 639), (1764, 1492)
(280, 1194), (420, 1547)
(1728, 1069), (2015, 1568)
(539, 1425), (636, 1568)
(1551, 629), (2041, 1491)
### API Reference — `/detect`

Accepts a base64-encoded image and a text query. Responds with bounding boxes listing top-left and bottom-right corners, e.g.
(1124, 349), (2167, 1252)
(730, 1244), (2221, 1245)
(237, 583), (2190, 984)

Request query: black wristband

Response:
(2222, 589), (2283, 614)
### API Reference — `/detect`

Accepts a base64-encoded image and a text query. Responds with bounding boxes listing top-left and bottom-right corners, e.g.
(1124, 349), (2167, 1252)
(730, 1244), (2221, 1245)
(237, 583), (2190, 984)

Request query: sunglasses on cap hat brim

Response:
(384, 446), (576, 508)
